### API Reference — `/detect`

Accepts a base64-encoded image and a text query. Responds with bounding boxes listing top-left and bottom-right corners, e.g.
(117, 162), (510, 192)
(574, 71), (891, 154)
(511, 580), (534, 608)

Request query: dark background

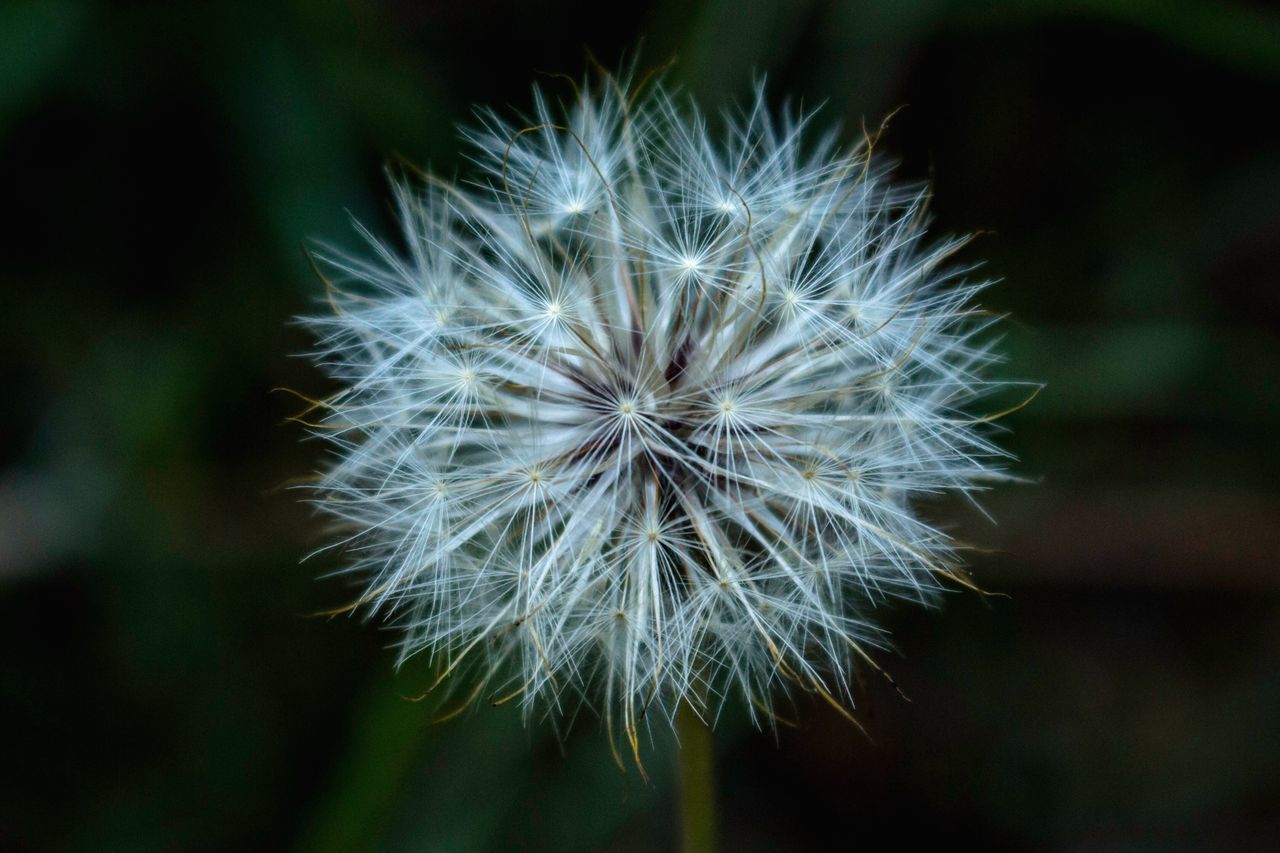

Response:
(3, 1), (1279, 849)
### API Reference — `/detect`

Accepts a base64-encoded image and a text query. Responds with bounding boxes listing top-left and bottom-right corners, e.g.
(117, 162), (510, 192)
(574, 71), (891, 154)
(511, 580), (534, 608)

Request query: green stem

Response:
(676, 703), (716, 853)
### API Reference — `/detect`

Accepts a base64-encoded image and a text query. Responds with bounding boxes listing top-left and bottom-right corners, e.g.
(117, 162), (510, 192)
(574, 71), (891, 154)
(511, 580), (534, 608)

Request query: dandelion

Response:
(298, 71), (1020, 763)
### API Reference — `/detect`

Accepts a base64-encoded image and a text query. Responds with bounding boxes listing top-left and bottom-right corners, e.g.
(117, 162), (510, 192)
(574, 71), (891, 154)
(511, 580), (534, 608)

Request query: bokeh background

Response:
(3, 0), (1279, 849)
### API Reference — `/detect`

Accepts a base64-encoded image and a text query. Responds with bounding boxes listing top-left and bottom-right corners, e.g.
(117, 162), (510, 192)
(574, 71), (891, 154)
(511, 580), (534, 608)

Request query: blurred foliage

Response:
(2, 0), (1278, 850)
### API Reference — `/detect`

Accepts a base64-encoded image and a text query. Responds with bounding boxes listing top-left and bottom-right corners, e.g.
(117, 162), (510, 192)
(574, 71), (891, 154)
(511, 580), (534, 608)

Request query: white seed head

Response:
(300, 74), (1017, 743)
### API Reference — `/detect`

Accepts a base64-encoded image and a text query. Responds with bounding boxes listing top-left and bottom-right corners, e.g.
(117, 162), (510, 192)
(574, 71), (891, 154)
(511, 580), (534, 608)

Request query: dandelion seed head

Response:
(299, 70), (1021, 743)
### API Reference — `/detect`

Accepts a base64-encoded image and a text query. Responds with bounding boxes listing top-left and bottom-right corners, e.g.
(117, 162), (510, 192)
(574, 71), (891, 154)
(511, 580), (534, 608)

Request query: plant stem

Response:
(676, 703), (716, 853)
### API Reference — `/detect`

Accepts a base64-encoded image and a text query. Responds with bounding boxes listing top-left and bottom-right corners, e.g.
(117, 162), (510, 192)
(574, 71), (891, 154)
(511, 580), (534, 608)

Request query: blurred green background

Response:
(3, 0), (1279, 849)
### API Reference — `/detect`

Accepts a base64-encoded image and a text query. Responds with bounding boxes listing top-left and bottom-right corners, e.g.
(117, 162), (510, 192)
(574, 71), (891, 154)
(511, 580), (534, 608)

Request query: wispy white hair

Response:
(300, 72), (1017, 756)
